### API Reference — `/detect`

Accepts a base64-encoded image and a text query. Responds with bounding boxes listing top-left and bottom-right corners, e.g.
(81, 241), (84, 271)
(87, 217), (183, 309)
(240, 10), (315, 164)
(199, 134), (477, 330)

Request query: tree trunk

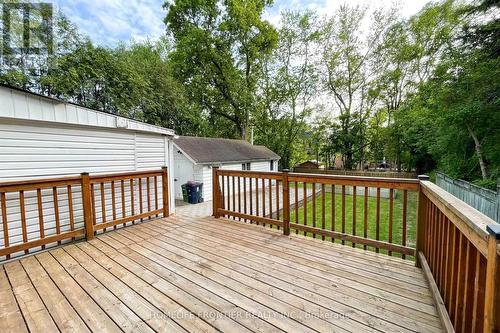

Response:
(466, 123), (488, 180)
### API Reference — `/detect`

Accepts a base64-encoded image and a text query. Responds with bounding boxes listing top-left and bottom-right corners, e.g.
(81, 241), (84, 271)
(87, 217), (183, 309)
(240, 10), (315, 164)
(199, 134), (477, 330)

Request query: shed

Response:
(295, 160), (321, 170)
(173, 136), (280, 201)
(0, 85), (176, 249)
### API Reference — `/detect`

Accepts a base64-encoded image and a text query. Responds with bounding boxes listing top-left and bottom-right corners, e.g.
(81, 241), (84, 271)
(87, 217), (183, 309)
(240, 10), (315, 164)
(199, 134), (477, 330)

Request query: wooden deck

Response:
(0, 214), (443, 333)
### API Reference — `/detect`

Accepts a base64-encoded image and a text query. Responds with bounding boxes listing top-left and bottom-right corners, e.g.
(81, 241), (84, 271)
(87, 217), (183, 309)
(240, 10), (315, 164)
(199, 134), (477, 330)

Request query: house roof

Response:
(0, 84), (175, 136)
(173, 136), (280, 165)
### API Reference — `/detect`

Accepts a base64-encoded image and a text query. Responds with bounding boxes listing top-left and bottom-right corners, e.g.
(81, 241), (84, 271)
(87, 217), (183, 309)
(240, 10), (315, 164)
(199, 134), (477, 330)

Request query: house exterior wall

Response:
(201, 160), (277, 202)
(0, 117), (174, 255)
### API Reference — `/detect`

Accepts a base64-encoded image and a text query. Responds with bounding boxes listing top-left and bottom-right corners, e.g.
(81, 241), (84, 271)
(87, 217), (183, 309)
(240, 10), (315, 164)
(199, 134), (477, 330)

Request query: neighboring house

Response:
(173, 136), (280, 201)
(295, 160), (321, 170)
(0, 85), (176, 248)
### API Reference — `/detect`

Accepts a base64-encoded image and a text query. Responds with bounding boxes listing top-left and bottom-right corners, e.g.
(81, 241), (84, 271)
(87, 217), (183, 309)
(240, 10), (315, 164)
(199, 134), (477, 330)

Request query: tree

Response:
(372, 0), (461, 171)
(320, 5), (397, 169)
(254, 10), (320, 168)
(164, 0), (278, 139)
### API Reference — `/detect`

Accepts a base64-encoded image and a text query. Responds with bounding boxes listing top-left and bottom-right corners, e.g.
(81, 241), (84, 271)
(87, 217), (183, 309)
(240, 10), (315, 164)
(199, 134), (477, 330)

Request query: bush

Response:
(471, 179), (498, 191)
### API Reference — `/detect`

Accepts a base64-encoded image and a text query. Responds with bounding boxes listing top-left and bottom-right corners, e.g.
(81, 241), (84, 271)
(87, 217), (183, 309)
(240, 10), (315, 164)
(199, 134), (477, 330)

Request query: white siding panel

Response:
(0, 122), (135, 179)
(136, 133), (166, 170)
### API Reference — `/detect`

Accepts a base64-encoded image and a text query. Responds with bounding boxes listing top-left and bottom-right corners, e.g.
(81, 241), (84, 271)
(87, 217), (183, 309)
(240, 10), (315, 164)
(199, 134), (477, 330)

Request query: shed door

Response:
(174, 152), (195, 199)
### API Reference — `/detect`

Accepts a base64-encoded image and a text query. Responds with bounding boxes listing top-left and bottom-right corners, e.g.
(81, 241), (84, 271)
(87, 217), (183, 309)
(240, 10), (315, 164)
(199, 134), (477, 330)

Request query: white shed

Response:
(173, 136), (280, 202)
(0, 85), (177, 250)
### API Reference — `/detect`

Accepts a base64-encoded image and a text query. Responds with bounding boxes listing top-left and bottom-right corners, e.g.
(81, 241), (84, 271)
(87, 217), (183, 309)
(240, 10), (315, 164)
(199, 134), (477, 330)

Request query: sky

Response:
(53, 0), (432, 47)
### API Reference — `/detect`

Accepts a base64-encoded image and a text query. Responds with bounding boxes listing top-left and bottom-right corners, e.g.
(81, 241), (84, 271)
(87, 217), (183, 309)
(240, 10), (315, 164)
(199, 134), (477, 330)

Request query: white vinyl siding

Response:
(204, 160), (278, 202)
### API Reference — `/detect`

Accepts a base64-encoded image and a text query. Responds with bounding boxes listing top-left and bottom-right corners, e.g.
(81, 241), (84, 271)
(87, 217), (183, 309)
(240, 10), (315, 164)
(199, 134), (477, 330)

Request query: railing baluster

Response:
(388, 188), (393, 255)
(471, 250), (485, 332)
(130, 179), (135, 224)
(19, 191), (28, 253)
(221, 174), (225, 216)
(321, 184), (325, 241)
(238, 177), (241, 221)
(454, 233), (466, 330)
(312, 182), (316, 238)
(268, 178), (272, 223)
(341, 185), (345, 245)
(402, 189), (407, 259)
(121, 180), (126, 225)
(154, 176), (159, 217)
(81, 172), (93, 240)
(352, 185), (357, 248)
(462, 242), (476, 332)
(282, 170), (289, 235)
(146, 177), (151, 220)
(375, 187), (380, 252)
(295, 181), (298, 234)
(100, 182), (107, 230)
(232, 176), (235, 220)
(37, 189), (45, 249)
(303, 182), (307, 236)
(226, 175), (230, 213)
(332, 184), (336, 243)
(91, 184), (96, 229)
(261, 178), (266, 224)
(255, 178), (259, 224)
(243, 176), (247, 222)
(363, 187), (368, 250)
(111, 180), (117, 228)
(1, 192), (9, 259)
(276, 179), (280, 222)
(440, 212), (446, 290)
(249, 178), (253, 222)
(443, 217), (451, 302)
(67, 185), (75, 239)
(53, 187), (61, 244)
(448, 224), (458, 316)
(138, 178), (143, 222)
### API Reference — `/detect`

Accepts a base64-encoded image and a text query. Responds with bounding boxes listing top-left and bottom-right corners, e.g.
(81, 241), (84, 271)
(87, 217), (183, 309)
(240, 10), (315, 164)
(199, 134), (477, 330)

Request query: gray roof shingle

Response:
(173, 136), (280, 164)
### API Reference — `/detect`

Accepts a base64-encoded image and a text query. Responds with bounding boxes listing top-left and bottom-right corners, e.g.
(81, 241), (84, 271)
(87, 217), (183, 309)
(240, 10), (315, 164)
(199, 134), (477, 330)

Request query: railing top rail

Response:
(421, 180), (494, 256)
(289, 172), (419, 190)
(216, 169), (284, 180)
(0, 176), (82, 192)
(89, 169), (164, 182)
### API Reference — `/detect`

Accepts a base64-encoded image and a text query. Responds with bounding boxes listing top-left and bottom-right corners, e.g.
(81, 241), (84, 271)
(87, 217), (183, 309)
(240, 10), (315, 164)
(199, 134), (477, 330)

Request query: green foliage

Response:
(164, 0), (278, 139)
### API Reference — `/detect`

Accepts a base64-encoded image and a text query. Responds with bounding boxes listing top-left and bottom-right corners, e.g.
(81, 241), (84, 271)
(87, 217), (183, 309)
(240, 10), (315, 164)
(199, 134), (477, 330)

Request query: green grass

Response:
(289, 186), (417, 259)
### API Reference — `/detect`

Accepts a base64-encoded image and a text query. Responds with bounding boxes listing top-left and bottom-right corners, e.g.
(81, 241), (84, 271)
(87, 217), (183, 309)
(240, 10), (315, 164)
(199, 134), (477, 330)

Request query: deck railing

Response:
(0, 168), (169, 260)
(213, 168), (500, 332)
(418, 177), (499, 333)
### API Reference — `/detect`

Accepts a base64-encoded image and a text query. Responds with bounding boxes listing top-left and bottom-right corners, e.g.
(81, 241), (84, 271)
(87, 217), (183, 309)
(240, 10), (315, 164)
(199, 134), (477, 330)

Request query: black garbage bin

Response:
(185, 181), (203, 204)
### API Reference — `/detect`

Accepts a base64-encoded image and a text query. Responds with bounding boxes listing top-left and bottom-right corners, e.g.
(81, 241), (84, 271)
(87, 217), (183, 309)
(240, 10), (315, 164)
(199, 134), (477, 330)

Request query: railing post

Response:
(415, 174), (430, 267)
(212, 166), (220, 218)
(81, 172), (93, 240)
(282, 169), (290, 236)
(484, 224), (500, 333)
(162, 166), (169, 217)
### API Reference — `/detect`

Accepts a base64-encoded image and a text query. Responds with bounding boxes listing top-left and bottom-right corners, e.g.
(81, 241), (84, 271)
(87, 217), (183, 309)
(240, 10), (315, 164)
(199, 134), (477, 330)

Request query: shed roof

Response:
(0, 84), (175, 136)
(173, 136), (280, 165)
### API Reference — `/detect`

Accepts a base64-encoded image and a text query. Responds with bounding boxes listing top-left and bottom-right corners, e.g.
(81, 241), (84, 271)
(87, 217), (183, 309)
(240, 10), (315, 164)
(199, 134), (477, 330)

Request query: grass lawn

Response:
(289, 186), (418, 259)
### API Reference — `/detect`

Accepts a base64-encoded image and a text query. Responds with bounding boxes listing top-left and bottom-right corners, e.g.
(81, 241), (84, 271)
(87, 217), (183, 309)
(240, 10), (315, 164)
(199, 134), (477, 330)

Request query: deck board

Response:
(0, 214), (444, 333)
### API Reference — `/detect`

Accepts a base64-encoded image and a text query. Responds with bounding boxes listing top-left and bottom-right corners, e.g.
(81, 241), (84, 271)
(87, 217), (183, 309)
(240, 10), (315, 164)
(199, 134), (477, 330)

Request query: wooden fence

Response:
(213, 168), (500, 332)
(0, 168), (169, 261)
(293, 167), (417, 179)
(436, 172), (499, 222)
